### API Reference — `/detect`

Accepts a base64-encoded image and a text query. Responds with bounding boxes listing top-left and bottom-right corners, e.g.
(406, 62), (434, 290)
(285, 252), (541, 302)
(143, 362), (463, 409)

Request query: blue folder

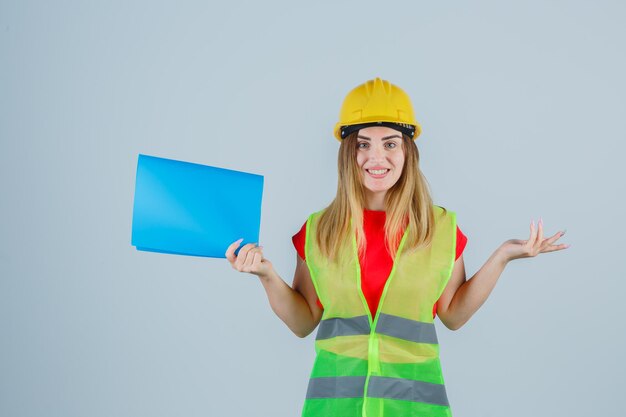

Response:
(131, 154), (264, 258)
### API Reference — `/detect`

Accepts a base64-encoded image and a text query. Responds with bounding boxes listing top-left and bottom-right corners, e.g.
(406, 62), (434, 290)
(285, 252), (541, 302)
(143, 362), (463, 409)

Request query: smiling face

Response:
(355, 126), (406, 210)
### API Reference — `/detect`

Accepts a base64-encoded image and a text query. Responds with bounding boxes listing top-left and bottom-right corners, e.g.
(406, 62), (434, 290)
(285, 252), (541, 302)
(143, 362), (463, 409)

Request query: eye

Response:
(357, 142), (368, 149)
(385, 142), (397, 149)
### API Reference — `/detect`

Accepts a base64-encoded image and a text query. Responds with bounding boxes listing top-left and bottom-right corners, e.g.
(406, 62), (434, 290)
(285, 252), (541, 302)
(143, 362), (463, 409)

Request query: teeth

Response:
(368, 169), (388, 175)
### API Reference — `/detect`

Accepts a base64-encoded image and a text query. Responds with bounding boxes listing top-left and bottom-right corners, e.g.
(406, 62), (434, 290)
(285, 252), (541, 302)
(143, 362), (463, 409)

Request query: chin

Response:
(365, 185), (392, 193)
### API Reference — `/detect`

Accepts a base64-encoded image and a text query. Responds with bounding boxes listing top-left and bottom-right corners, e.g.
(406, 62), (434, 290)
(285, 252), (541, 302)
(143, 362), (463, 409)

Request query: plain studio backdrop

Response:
(1, 1), (625, 416)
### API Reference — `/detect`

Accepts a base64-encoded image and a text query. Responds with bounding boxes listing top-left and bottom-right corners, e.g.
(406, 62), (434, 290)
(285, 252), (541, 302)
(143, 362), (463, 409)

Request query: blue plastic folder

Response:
(131, 154), (263, 258)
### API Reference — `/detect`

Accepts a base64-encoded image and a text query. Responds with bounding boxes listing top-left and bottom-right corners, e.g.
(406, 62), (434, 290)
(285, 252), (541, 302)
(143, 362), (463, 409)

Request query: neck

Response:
(365, 190), (386, 211)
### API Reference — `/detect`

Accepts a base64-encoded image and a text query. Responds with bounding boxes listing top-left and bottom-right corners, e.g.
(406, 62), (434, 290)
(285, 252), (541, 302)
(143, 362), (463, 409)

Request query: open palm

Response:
(500, 218), (569, 262)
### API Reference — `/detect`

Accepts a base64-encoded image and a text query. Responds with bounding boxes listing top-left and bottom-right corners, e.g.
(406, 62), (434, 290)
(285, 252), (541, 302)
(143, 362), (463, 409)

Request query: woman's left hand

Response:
(499, 218), (570, 262)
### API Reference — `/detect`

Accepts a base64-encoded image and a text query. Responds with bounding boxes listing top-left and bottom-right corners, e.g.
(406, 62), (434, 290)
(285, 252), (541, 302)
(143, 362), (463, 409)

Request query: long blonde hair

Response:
(315, 131), (447, 262)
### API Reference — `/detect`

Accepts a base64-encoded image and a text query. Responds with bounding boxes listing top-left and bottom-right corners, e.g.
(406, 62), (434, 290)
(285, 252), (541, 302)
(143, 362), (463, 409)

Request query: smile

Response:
(366, 169), (390, 178)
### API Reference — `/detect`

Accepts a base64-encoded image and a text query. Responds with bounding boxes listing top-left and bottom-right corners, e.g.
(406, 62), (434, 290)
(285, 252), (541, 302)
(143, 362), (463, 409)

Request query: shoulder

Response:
(292, 208), (328, 260)
(293, 207), (326, 240)
(309, 207), (328, 220)
(303, 207), (330, 229)
(293, 221), (307, 238)
(434, 205), (467, 243)
(433, 204), (457, 222)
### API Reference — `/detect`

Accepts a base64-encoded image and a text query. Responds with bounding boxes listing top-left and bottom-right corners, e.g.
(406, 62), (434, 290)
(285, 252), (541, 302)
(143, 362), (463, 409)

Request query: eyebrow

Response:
(357, 134), (402, 141)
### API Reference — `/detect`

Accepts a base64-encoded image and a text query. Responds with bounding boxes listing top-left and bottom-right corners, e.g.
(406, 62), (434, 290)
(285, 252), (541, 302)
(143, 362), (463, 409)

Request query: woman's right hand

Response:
(225, 239), (274, 279)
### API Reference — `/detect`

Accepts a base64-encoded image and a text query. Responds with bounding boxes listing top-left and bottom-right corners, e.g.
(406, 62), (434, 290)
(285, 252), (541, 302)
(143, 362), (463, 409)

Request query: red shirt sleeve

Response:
(292, 222), (324, 309)
(456, 225), (468, 261)
(292, 221), (307, 262)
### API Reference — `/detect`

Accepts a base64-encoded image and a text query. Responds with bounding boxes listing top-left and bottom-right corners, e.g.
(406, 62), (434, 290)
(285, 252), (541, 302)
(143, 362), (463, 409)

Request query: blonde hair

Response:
(315, 131), (447, 262)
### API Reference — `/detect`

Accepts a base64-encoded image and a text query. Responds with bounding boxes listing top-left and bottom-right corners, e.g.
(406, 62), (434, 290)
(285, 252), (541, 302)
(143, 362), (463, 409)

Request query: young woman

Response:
(225, 77), (569, 417)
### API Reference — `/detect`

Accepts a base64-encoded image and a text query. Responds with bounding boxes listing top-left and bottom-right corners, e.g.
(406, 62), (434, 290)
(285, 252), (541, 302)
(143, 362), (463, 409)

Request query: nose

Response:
(369, 143), (386, 161)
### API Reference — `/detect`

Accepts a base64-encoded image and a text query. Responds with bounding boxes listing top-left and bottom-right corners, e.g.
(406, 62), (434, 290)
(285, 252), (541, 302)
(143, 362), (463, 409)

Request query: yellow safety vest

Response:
(301, 205), (457, 417)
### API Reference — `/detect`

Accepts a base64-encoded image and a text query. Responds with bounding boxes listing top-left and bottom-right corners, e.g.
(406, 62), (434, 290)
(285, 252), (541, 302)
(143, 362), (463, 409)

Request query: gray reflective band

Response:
(316, 315), (370, 340)
(306, 376), (366, 399)
(305, 376), (449, 406)
(315, 313), (438, 344)
(375, 313), (439, 344)
(367, 376), (449, 406)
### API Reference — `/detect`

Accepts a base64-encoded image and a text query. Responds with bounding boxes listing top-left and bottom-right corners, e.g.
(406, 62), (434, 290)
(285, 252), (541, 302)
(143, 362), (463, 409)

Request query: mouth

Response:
(366, 168), (390, 178)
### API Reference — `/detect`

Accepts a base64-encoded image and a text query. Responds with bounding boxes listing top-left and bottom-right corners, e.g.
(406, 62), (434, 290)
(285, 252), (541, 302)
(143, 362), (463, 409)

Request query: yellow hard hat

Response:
(333, 77), (422, 141)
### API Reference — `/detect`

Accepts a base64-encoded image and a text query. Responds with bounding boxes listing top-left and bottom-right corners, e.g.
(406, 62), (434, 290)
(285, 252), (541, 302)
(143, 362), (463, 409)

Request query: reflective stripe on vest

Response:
(306, 375), (449, 407)
(316, 315), (370, 340)
(316, 313), (438, 344)
(301, 205), (457, 417)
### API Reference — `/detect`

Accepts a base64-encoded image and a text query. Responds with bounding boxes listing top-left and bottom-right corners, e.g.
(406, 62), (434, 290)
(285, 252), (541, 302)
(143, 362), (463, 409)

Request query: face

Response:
(355, 126), (405, 204)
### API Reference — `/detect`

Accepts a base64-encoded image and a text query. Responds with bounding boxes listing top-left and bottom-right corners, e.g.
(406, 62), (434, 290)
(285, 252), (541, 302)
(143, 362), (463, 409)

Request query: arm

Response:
(436, 250), (508, 331)
(257, 253), (323, 338)
(436, 218), (568, 330)
(225, 240), (323, 338)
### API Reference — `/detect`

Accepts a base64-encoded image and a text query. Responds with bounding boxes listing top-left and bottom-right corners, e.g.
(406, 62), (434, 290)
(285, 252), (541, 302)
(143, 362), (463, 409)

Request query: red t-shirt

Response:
(292, 209), (468, 319)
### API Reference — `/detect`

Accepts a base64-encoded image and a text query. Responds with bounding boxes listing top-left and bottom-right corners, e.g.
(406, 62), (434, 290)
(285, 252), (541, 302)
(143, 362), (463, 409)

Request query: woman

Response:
(225, 77), (569, 417)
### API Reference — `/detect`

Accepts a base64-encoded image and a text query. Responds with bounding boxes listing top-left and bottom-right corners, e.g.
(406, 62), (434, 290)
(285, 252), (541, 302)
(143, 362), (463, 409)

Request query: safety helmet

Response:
(333, 77), (422, 141)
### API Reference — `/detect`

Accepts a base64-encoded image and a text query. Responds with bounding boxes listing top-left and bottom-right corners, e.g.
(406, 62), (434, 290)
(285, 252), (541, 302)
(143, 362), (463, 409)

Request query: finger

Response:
(252, 251), (263, 266)
(533, 218), (544, 253)
(527, 219), (537, 248)
(243, 246), (260, 267)
(243, 245), (264, 269)
(542, 230), (564, 247)
(243, 248), (263, 272)
(540, 243), (570, 253)
(225, 238), (244, 262)
(235, 243), (258, 269)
